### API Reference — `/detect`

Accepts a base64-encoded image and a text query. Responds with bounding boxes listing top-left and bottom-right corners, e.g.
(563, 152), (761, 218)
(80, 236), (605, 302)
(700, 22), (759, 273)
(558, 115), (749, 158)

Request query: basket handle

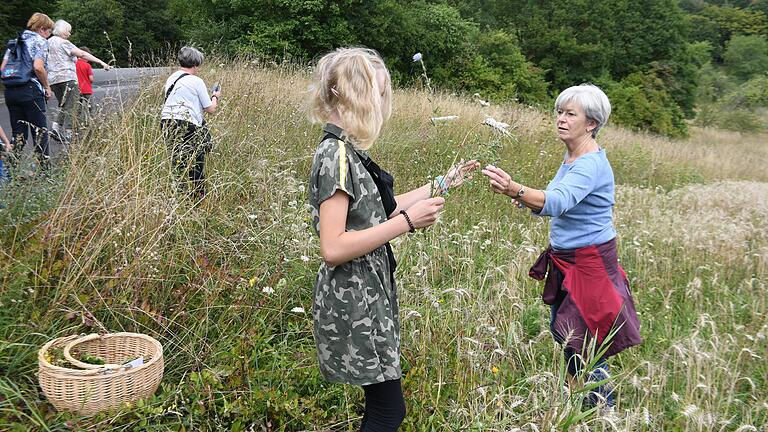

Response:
(62, 333), (123, 370)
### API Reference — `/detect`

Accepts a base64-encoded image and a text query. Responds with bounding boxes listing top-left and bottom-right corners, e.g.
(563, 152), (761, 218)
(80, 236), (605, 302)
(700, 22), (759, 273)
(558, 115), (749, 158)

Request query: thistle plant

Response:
(413, 52), (454, 124)
(412, 52), (432, 95)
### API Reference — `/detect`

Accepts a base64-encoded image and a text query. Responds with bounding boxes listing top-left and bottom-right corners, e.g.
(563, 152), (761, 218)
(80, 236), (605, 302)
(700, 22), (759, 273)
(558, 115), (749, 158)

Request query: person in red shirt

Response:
(75, 46), (95, 124)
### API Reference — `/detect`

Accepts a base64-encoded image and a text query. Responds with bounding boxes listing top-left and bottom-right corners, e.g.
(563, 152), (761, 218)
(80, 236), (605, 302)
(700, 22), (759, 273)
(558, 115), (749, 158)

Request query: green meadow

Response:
(1, 63), (766, 431)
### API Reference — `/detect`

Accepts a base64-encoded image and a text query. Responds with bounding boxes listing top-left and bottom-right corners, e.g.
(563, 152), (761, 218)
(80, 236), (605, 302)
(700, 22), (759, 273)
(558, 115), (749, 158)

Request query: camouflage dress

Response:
(308, 123), (401, 386)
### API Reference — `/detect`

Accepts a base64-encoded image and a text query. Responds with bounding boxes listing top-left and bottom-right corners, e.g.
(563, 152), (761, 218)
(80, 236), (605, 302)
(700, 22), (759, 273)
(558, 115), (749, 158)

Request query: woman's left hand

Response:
(440, 159), (480, 191)
(482, 165), (513, 196)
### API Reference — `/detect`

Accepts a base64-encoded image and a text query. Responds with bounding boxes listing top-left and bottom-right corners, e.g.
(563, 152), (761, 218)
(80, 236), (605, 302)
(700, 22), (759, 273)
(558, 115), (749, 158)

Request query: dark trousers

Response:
(160, 119), (211, 199)
(51, 80), (80, 131)
(550, 302), (614, 407)
(78, 93), (92, 124)
(4, 82), (50, 169)
(360, 379), (406, 432)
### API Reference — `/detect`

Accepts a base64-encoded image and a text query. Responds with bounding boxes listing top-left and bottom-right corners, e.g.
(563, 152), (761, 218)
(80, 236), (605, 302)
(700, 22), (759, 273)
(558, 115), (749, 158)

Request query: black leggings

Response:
(361, 379), (406, 432)
(4, 83), (50, 168)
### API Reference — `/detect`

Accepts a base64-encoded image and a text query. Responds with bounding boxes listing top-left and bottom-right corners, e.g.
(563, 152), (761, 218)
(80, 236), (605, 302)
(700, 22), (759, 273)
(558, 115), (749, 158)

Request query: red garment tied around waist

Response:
(530, 242), (626, 344)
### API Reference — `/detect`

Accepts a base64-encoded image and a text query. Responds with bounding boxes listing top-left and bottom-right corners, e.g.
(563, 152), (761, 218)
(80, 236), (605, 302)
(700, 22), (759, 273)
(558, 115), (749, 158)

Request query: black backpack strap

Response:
(321, 132), (339, 142)
(164, 72), (190, 102)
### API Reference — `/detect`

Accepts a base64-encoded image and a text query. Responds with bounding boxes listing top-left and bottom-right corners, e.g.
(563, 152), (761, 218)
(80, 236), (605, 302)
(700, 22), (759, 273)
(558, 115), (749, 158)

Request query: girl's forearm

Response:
(320, 215), (410, 266)
(390, 183), (431, 217)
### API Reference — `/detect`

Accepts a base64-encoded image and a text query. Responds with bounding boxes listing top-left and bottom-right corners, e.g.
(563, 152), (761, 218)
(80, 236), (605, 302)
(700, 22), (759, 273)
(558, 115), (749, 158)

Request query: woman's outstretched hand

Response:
(440, 159), (480, 192)
(406, 197), (445, 229)
(481, 165), (513, 196)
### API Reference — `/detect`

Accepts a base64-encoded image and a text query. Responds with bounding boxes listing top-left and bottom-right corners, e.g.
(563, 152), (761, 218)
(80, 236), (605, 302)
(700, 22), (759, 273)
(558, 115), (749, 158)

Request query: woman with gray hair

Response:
(160, 46), (220, 200)
(482, 84), (641, 409)
(47, 19), (111, 143)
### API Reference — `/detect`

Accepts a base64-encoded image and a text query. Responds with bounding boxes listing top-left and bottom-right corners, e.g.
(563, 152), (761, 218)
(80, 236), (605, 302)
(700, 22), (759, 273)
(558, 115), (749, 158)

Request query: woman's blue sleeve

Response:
(538, 158), (599, 217)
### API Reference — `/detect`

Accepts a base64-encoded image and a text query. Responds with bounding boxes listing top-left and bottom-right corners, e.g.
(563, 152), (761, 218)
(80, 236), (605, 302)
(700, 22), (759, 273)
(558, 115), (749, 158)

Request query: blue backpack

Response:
(1, 33), (35, 87)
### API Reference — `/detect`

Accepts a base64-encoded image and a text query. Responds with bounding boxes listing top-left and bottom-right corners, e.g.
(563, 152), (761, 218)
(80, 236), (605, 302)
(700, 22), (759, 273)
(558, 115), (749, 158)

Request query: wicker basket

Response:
(38, 332), (164, 415)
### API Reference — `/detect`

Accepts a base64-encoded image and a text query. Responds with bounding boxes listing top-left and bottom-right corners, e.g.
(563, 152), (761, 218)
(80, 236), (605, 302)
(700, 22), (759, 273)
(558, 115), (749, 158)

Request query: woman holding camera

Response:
(160, 46), (220, 199)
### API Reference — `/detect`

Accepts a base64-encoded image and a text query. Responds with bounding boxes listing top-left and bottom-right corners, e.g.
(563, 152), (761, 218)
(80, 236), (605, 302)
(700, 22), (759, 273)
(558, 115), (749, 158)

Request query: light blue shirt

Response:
(537, 149), (616, 250)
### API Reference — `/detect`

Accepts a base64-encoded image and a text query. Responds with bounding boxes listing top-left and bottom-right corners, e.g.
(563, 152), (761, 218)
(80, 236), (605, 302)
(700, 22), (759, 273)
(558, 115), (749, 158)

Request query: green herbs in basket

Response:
(44, 347), (74, 368)
(79, 354), (106, 365)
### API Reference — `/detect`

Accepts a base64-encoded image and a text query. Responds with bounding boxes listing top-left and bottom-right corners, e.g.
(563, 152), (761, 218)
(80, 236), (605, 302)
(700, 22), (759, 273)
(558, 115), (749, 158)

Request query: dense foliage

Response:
(1, 0), (768, 135)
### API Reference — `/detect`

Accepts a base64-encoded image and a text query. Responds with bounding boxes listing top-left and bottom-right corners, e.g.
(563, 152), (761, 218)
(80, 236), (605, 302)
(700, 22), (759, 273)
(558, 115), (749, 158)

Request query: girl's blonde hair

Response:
(309, 47), (392, 150)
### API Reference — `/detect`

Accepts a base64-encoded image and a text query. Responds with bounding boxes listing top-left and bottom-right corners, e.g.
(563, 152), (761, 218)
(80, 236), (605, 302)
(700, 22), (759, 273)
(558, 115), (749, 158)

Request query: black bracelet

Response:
(400, 210), (415, 233)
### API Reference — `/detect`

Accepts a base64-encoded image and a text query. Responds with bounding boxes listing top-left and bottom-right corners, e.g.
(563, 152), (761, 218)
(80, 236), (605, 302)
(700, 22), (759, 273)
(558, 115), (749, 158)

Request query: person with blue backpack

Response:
(0, 12), (55, 172)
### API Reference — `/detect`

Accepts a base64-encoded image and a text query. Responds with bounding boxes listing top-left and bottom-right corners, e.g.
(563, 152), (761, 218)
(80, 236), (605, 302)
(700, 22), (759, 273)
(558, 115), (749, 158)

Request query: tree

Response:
(56, 0), (180, 66)
(607, 71), (688, 137)
(1, 0), (55, 41)
(244, 0), (358, 58)
(723, 34), (768, 81)
(693, 4), (768, 61)
(605, 0), (688, 79)
(348, 1), (478, 89)
(470, 30), (548, 104)
(55, 0), (126, 65)
(169, 0), (358, 59)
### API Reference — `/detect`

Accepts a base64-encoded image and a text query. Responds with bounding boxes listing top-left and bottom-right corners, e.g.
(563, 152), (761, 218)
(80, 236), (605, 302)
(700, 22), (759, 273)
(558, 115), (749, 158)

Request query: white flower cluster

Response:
(482, 117), (511, 136)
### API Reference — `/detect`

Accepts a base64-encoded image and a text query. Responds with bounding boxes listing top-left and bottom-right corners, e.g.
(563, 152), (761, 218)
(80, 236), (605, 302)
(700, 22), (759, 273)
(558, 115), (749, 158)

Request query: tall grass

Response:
(0, 62), (766, 431)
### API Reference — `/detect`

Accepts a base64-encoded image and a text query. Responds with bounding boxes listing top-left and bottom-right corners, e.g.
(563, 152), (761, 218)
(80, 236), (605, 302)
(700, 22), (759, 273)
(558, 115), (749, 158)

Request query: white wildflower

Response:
(412, 52), (423, 62)
(482, 117), (511, 136)
(262, 286), (274, 294)
(300, 255), (310, 262)
(247, 214), (257, 220)
(430, 115), (459, 123)
(290, 307), (305, 313)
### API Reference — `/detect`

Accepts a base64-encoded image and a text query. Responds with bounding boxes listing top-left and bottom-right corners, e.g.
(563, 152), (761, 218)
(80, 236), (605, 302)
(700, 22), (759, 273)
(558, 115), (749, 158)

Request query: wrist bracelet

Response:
(400, 210), (415, 233)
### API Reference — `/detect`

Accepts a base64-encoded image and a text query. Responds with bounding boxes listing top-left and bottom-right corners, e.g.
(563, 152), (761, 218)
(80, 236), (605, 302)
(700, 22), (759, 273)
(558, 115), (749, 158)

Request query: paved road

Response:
(0, 67), (169, 158)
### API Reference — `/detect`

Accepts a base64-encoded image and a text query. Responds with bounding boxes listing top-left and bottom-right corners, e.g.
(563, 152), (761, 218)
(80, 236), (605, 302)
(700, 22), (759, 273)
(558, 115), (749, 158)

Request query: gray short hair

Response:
(178, 46), (204, 68)
(52, 20), (71, 37)
(555, 84), (611, 138)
